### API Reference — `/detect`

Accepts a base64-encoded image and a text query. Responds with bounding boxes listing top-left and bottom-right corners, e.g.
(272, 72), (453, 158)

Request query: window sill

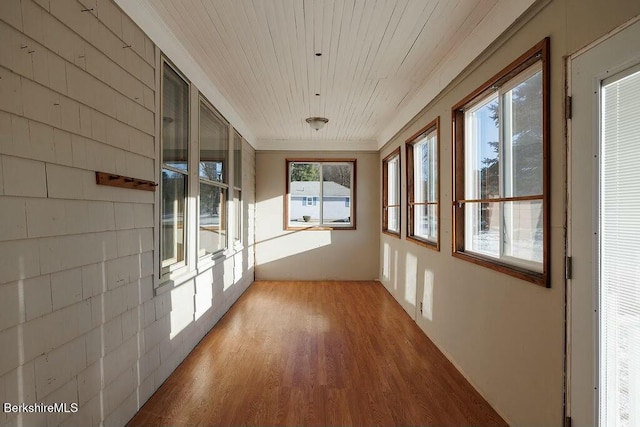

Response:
(197, 249), (227, 272)
(285, 225), (356, 231)
(155, 268), (199, 295)
(407, 236), (439, 251)
(155, 247), (239, 293)
(382, 229), (401, 239)
(451, 251), (548, 287)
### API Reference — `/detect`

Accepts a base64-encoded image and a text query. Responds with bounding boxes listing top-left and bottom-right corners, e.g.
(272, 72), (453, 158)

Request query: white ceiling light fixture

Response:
(306, 117), (329, 131)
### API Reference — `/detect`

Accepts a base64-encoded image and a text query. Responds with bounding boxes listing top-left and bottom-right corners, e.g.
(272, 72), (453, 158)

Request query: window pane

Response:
(503, 70), (543, 197)
(234, 189), (241, 241)
(289, 163), (321, 226)
(234, 133), (242, 187)
(388, 206), (400, 233)
(161, 169), (186, 267)
(200, 103), (228, 183)
(414, 204), (437, 242)
(387, 155), (399, 205)
(465, 95), (499, 200)
(322, 164), (352, 225)
(385, 153), (400, 233)
(414, 132), (438, 203)
(162, 64), (188, 169)
(465, 201), (500, 258)
(199, 183), (226, 255)
(503, 200), (543, 268)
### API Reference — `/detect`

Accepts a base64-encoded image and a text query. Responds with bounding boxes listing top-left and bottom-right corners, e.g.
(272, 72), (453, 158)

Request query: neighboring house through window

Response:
(286, 159), (356, 230)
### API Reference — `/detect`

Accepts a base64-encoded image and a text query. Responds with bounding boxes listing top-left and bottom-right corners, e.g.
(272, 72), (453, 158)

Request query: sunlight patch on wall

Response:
(422, 270), (435, 321)
(393, 248), (399, 292)
(382, 242), (391, 281)
(170, 281), (195, 339)
(194, 270), (213, 321)
(405, 253), (417, 307)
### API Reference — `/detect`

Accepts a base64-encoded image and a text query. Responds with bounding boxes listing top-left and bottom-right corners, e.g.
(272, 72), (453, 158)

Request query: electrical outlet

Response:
(420, 302), (423, 314)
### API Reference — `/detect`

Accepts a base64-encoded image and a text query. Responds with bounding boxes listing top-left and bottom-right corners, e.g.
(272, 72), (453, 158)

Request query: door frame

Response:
(565, 14), (640, 425)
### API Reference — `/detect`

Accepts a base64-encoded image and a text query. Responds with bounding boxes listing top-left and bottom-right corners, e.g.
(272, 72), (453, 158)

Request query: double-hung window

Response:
(286, 159), (356, 229)
(382, 148), (401, 236)
(452, 38), (549, 286)
(160, 62), (189, 274)
(199, 99), (228, 257)
(159, 57), (245, 283)
(406, 118), (439, 249)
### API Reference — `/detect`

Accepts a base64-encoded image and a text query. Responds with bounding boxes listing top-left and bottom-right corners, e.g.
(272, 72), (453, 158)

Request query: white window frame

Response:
(198, 96), (230, 260)
(233, 131), (243, 244)
(159, 58), (191, 279)
(156, 54), (244, 286)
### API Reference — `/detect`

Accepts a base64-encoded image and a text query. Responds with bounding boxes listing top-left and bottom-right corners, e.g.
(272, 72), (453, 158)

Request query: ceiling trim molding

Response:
(375, 0), (536, 150)
(114, 0), (257, 148)
(255, 139), (378, 152)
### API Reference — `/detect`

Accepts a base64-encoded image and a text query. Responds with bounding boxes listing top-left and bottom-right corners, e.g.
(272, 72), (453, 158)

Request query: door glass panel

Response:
(600, 67), (640, 427)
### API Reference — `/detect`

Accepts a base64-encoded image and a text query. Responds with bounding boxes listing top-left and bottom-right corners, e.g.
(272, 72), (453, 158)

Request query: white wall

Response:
(0, 1), (255, 425)
(255, 151), (379, 281)
(378, 0), (640, 425)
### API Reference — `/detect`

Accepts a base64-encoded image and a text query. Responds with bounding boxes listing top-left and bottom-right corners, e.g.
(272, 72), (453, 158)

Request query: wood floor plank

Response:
(127, 281), (507, 426)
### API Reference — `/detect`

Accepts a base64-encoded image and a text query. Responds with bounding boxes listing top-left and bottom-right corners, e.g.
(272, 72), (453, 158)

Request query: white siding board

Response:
(1, 1), (256, 425)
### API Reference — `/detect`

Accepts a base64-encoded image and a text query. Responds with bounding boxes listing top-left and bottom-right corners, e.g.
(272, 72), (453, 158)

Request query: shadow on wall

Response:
(381, 240), (436, 324)
(0, 232), (253, 426)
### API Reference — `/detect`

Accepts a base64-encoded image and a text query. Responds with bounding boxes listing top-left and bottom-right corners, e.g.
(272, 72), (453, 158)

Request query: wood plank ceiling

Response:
(143, 0), (503, 147)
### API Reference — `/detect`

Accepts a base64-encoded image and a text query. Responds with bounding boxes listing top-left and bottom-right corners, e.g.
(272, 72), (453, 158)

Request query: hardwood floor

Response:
(127, 281), (507, 426)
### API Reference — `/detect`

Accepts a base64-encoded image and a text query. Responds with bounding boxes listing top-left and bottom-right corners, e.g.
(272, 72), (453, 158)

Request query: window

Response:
(161, 62), (189, 273)
(286, 159), (356, 229)
(159, 57), (245, 283)
(199, 99), (228, 257)
(406, 118), (439, 249)
(452, 38), (549, 286)
(382, 148), (401, 236)
(233, 131), (242, 242)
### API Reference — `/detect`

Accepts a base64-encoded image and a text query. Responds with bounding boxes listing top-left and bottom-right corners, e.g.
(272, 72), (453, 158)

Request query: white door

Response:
(568, 18), (640, 427)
